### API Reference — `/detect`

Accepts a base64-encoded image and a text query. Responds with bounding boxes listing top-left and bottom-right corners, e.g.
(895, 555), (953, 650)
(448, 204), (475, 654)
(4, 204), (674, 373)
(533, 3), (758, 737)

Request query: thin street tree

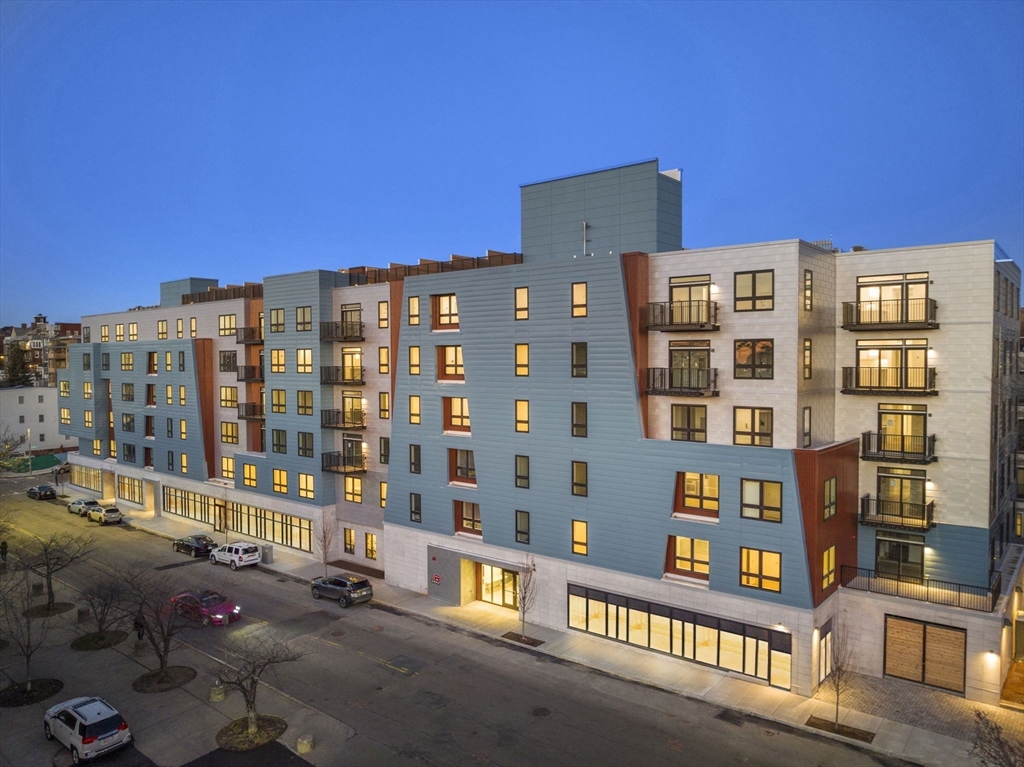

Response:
(214, 631), (305, 737)
(25, 532), (93, 612)
(0, 565), (53, 694)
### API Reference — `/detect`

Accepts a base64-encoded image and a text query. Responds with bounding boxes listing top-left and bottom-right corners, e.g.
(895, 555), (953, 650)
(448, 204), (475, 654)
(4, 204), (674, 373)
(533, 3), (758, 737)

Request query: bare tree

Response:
(214, 631), (305, 736)
(971, 710), (1024, 767)
(0, 503), (13, 542)
(826, 613), (854, 728)
(516, 558), (539, 640)
(0, 424), (22, 474)
(314, 510), (336, 579)
(0, 566), (53, 693)
(115, 561), (188, 682)
(24, 532), (93, 611)
(81, 578), (132, 641)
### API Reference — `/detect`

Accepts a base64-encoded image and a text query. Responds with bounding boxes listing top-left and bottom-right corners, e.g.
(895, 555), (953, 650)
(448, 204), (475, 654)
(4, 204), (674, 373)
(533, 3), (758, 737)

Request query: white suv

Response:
(44, 697), (131, 764)
(210, 542), (261, 571)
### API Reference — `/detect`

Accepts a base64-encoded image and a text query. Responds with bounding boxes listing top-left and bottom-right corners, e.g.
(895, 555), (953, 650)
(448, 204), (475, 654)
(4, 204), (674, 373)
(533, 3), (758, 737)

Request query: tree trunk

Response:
(25, 656), (32, 693)
(46, 577), (55, 610)
(247, 705), (258, 736)
(834, 685), (839, 727)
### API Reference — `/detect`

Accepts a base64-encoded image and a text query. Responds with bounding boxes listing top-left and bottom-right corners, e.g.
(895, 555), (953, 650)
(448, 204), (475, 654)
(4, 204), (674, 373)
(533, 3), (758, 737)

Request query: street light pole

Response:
(26, 427), (32, 473)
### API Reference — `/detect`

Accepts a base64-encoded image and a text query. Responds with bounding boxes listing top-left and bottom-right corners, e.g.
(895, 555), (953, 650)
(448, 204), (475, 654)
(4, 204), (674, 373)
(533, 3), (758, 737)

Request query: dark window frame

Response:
(734, 269), (774, 312)
(734, 339), (774, 379)
(571, 342), (588, 378)
(572, 461), (588, 497)
(740, 547), (782, 592)
(516, 510), (530, 544)
(672, 404), (707, 442)
(734, 407), (773, 447)
(515, 455), (529, 488)
(409, 444), (421, 474)
(571, 402), (588, 438)
(741, 478), (783, 523)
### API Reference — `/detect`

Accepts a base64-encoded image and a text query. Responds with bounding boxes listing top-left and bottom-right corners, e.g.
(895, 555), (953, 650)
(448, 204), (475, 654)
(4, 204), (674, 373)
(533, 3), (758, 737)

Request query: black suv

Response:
(310, 574), (373, 607)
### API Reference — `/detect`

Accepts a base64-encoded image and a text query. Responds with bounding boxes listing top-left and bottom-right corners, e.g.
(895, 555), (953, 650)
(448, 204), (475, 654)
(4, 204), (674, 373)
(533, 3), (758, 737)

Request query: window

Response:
(296, 306), (311, 332)
(221, 456), (234, 479)
(120, 352), (134, 371)
(273, 469), (288, 494)
(298, 431), (314, 457)
(218, 314), (236, 336)
(119, 383), (133, 402)
(571, 402), (587, 438)
(443, 397), (469, 431)
(146, 384), (155, 406)
(854, 338), (929, 389)
(672, 405), (707, 442)
(378, 301), (389, 329)
(571, 342), (587, 377)
(823, 477), (837, 520)
(735, 270), (774, 311)
(666, 536), (710, 579)
(378, 347), (389, 374)
(297, 390), (313, 415)
(220, 350), (237, 372)
(455, 501), (481, 534)
(345, 476), (362, 503)
(177, 350), (185, 372)
(122, 413), (135, 432)
(734, 407), (773, 447)
(822, 546), (836, 589)
(221, 422), (239, 444)
(60, 407), (70, 425)
(299, 473), (314, 499)
(128, 322), (138, 341)
(115, 323), (124, 342)
(437, 346), (464, 380)
(572, 520), (588, 555)
(410, 493), (422, 522)
(272, 429), (287, 454)
(365, 533), (378, 560)
(803, 339), (812, 380)
(516, 512), (532, 540)
(802, 407), (812, 448)
(122, 443), (136, 463)
(220, 386), (238, 408)
(803, 270), (813, 311)
(676, 472), (719, 517)
(409, 444), (421, 473)
(734, 340), (773, 379)
(409, 346), (420, 375)
(166, 385), (174, 405)
(449, 449), (476, 484)
(167, 451), (175, 470)
(379, 392), (390, 419)
(379, 437), (390, 465)
(271, 389), (286, 414)
(101, 353), (109, 370)
(741, 548), (781, 592)
(147, 351), (158, 374)
(84, 410), (93, 427)
(571, 282), (587, 317)
(296, 349), (312, 374)
(344, 528), (355, 554)
(515, 455), (529, 488)
(81, 352), (91, 371)
(408, 296), (420, 326)
(166, 418), (173, 437)
(144, 415), (154, 436)
(100, 325), (109, 342)
(83, 327), (90, 342)
(59, 381), (69, 397)
(741, 479), (782, 522)
(179, 385), (186, 406)
(270, 309), (284, 333)
(165, 351), (171, 371)
(515, 400), (529, 432)
(158, 320), (167, 339)
(432, 294), (458, 329)
(180, 453), (188, 473)
(189, 317), (197, 338)
(515, 343), (529, 376)
(179, 419), (187, 439)
(176, 318), (183, 338)
(81, 381), (92, 400)
(572, 461), (588, 496)
(379, 481), (387, 508)
(514, 286), (529, 320)
(408, 396), (420, 424)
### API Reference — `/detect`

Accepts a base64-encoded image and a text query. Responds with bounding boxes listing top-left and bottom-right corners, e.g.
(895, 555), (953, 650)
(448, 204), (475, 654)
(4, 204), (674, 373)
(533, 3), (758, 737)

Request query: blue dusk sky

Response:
(1, 0), (1022, 325)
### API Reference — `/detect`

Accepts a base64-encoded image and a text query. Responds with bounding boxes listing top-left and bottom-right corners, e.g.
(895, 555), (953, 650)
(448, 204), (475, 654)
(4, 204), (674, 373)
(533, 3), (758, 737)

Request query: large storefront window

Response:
(480, 564), (518, 609)
(117, 476), (144, 505)
(70, 465), (103, 492)
(567, 584), (792, 689)
(230, 502), (312, 552)
(163, 487), (214, 524)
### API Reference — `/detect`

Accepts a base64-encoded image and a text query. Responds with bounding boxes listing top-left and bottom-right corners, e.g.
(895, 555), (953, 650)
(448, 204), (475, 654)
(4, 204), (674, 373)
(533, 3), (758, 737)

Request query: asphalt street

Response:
(0, 475), (913, 767)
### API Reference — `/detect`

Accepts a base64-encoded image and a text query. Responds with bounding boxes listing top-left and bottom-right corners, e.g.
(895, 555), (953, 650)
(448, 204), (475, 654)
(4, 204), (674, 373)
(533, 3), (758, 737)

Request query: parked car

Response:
(170, 589), (240, 626)
(27, 485), (56, 500)
(172, 534), (217, 558)
(87, 507), (122, 525)
(67, 498), (101, 517)
(311, 573), (373, 608)
(209, 542), (261, 571)
(43, 696), (131, 764)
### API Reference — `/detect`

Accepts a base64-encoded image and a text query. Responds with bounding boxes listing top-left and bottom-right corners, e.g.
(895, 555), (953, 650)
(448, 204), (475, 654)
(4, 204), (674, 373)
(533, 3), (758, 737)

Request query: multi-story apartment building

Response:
(59, 160), (1023, 705)
(1, 315), (81, 386)
(0, 387), (79, 456)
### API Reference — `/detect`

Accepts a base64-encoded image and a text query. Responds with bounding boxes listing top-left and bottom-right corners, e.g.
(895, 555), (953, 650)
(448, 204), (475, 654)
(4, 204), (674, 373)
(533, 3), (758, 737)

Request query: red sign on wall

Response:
(432, 574), (440, 585)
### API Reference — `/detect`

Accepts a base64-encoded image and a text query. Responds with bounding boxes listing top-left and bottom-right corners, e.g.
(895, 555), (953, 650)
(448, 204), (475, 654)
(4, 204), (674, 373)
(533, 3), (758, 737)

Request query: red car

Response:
(170, 590), (240, 626)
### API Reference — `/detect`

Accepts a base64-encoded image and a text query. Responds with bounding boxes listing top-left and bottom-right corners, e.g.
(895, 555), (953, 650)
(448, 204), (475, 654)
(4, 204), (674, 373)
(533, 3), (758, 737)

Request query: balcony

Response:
(236, 327), (264, 344)
(236, 365), (264, 383)
(841, 565), (1000, 613)
(859, 495), (935, 531)
(321, 409), (367, 430)
(320, 320), (365, 342)
(320, 366), (365, 386)
(321, 451), (367, 474)
(841, 298), (939, 331)
(646, 301), (719, 331)
(237, 403), (265, 421)
(860, 432), (937, 464)
(841, 367), (937, 396)
(646, 368), (719, 397)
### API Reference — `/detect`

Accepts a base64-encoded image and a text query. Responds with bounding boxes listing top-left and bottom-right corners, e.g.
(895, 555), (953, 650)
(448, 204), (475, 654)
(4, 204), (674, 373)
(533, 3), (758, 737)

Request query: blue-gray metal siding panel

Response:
(856, 522), (991, 588)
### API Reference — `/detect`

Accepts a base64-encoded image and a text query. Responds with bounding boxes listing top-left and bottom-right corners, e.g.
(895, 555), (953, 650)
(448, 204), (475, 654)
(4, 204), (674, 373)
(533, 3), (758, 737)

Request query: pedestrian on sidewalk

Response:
(133, 613), (145, 641)
(0, 540), (7, 562)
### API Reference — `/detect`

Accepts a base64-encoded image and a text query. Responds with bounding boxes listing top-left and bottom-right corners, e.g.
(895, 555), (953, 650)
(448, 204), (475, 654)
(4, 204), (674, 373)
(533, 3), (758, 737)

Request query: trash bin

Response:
(261, 544), (273, 565)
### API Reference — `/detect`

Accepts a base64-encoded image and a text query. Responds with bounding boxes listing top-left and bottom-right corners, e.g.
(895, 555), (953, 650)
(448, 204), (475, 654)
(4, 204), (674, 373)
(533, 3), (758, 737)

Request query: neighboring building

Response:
(58, 160), (1023, 705)
(0, 386), (79, 455)
(1, 315), (81, 386)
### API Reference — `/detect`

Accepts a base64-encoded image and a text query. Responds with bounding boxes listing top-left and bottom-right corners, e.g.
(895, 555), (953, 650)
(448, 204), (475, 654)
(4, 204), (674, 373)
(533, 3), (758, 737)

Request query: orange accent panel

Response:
(621, 252), (649, 437)
(193, 338), (216, 479)
(390, 279), (404, 397)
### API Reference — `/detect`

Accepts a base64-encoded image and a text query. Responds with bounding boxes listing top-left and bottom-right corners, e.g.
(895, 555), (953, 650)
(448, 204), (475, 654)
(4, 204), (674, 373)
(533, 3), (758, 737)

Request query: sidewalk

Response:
(123, 512), (1019, 767)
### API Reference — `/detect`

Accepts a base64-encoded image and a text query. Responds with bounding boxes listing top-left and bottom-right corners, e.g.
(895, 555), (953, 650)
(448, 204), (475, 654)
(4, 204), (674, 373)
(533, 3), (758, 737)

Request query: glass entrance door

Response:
(479, 564), (519, 610)
(669, 343), (710, 389)
(875, 534), (924, 583)
(879, 405), (926, 454)
(670, 279), (710, 324)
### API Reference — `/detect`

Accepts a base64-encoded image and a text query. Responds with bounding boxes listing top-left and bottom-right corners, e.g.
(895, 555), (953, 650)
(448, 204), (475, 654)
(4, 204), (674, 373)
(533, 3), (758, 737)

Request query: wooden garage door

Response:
(884, 616), (965, 693)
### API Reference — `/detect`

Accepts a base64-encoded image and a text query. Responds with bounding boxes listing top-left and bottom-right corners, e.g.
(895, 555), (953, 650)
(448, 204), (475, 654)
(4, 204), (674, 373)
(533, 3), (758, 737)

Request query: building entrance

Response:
(479, 564), (518, 610)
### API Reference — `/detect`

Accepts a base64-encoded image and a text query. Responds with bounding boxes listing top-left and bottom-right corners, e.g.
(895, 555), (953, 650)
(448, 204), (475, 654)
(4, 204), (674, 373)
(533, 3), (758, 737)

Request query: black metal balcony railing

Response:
(841, 566), (1001, 613)
(646, 368), (719, 396)
(841, 367), (937, 395)
(841, 298), (939, 330)
(860, 432), (937, 464)
(859, 495), (936, 531)
(236, 327), (264, 344)
(321, 409), (367, 430)
(319, 321), (365, 342)
(320, 366), (365, 386)
(321, 451), (367, 474)
(237, 403), (265, 421)
(646, 301), (719, 331)
(236, 365), (264, 382)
